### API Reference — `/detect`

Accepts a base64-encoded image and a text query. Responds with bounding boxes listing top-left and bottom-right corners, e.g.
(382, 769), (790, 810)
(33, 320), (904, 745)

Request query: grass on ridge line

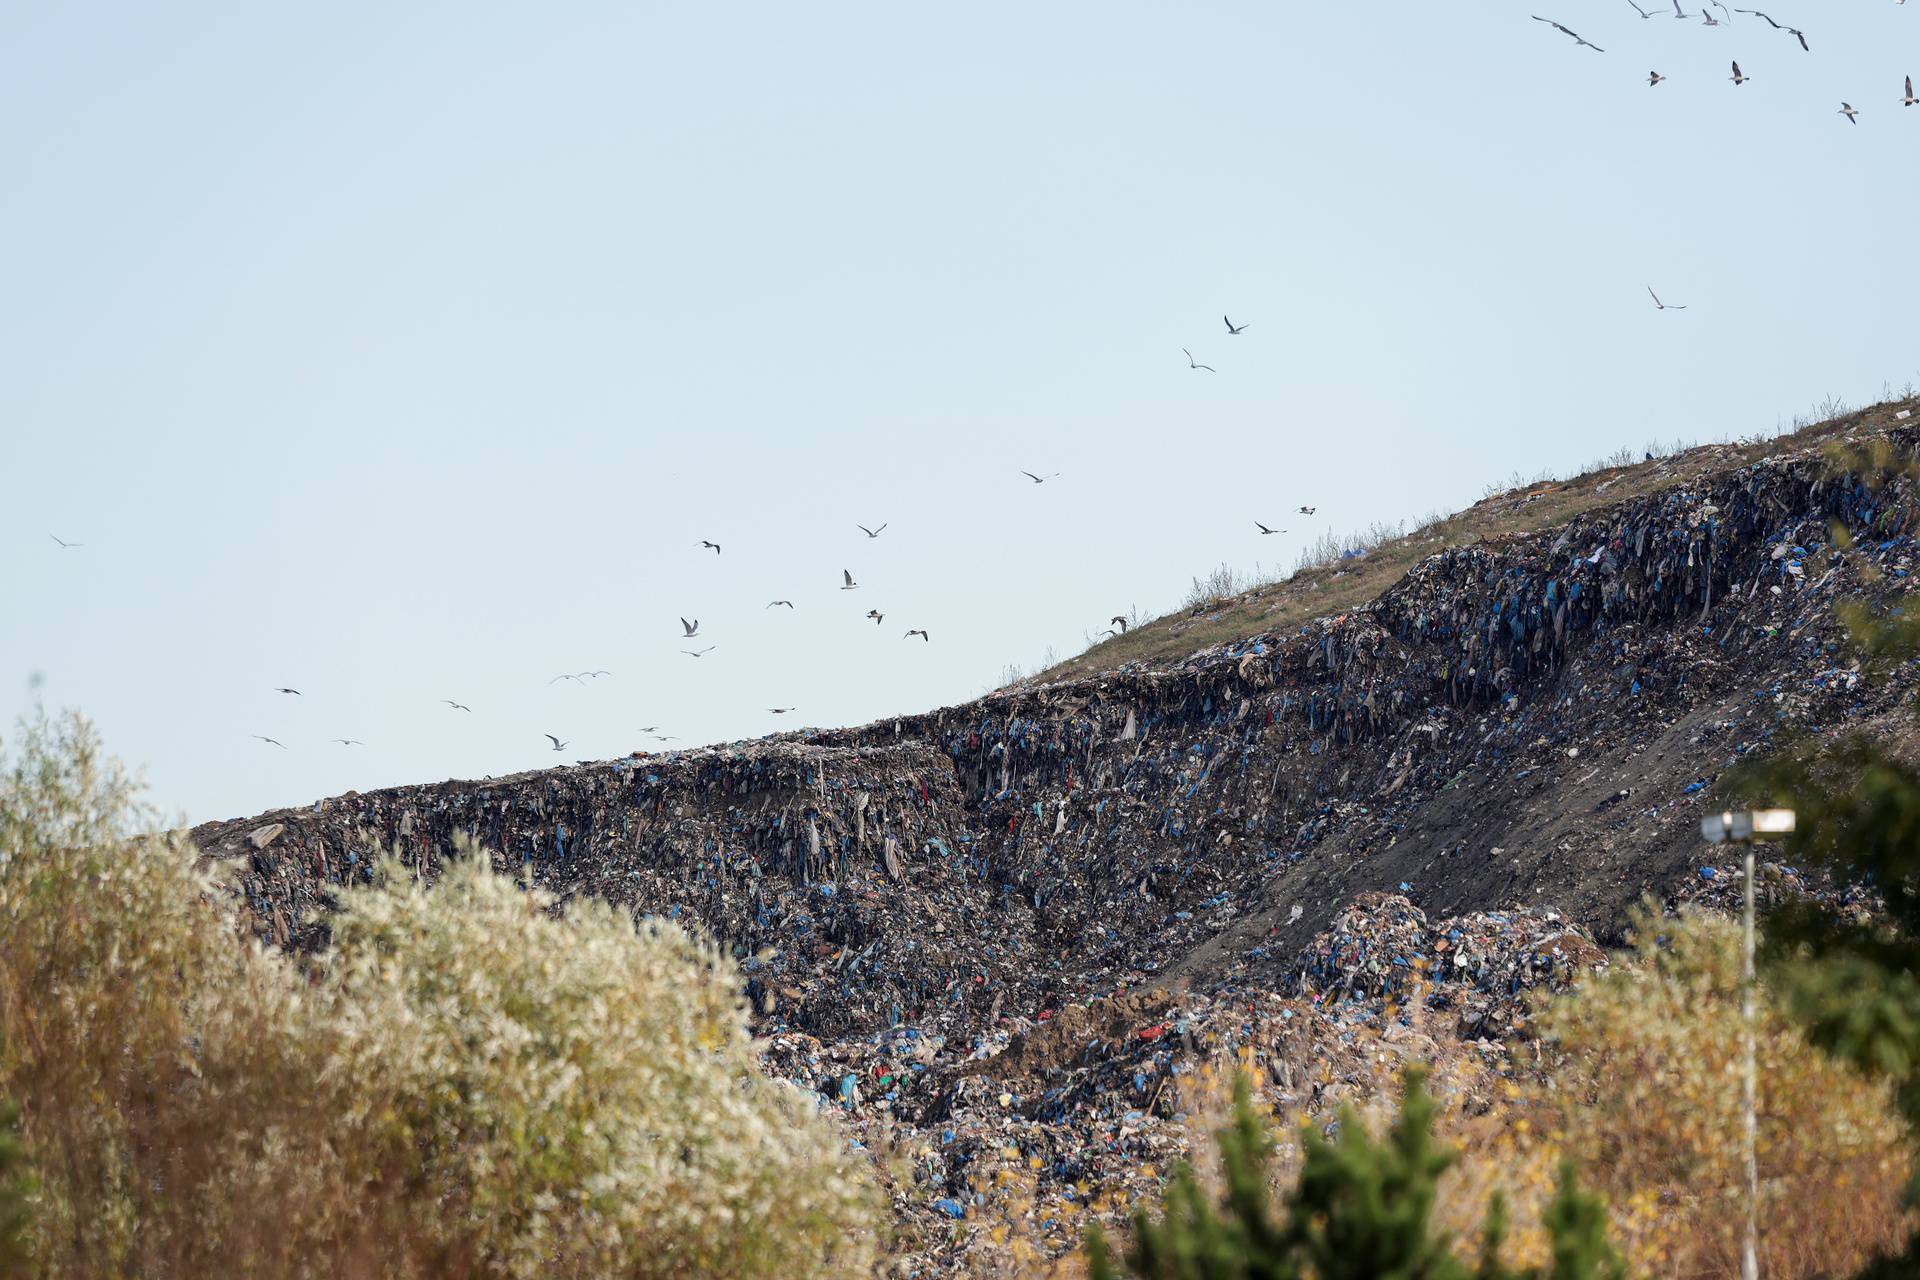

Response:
(1030, 398), (1913, 685)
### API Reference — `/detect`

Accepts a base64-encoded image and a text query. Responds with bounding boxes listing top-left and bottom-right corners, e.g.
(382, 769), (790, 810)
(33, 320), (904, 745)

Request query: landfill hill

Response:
(189, 397), (1920, 1266)
(192, 396), (1919, 1039)
(1038, 404), (1900, 683)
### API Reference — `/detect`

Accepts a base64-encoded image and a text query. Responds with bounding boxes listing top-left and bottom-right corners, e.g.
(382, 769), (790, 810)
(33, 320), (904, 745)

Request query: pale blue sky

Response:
(4, 2), (1915, 823)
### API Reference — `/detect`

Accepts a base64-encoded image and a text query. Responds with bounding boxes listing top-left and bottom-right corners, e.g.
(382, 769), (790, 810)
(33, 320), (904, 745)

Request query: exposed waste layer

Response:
(189, 410), (1920, 1270)
(195, 416), (1919, 1044)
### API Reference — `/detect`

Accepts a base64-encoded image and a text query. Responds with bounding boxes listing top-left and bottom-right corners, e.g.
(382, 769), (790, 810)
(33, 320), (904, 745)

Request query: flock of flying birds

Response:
(67, 12), (1903, 769)
(47, 337), (1330, 764)
(1532, 2), (1916, 125)
(103, 12), (1896, 767)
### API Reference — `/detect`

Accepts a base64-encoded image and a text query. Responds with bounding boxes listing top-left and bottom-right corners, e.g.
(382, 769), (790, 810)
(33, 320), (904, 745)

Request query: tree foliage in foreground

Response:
(1084, 1070), (1624, 1280)
(1724, 437), (1920, 1275)
(0, 710), (877, 1279)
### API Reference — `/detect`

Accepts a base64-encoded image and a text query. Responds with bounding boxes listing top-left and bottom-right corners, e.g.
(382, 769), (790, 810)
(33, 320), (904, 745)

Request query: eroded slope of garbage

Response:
(189, 403), (1920, 1268)
(1039, 403), (1906, 683)
(196, 402), (1918, 1044)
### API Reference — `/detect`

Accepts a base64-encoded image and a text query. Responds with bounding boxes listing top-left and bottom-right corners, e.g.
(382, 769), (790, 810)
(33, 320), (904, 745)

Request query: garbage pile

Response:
(1675, 859), (1881, 927)
(1282, 892), (1607, 1040)
(184, 418), (1920, 1273)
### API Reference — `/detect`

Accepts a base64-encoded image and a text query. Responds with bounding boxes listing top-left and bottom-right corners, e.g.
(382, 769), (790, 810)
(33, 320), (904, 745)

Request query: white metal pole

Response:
(1742, 837), (1759, 1280)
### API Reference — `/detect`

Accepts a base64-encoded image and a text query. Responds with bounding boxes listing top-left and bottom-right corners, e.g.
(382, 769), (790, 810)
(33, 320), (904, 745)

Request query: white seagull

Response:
(699, 540), (721, 554)
(1182, 348), (1217, 372)
(767, 599), (795, 609)
(1256, 522), (1285, 535)
(841, 570), (858, 590)
(857, 523), (888, 538)
(1532, 14), (1605, 48)
(683, 646), (716, 658)
(1730, 60), (1750, 84)
(253, 735), (286, 748)
(1839, 101), (1860, 123)
(681, 617), (700, 637)
(1904, 76), (1917, 107)
(443, 700), (472, 712)
(905, 629), (929, 641)
(1649, 71), (1666, 86)
(1648, 287), (1687, 310)
(49, 534), (82, 549)
(1626, 0), (1657, 16)
(545, 734), (568, 752)
(1223, 315), (1249, 334)
(1021, 471), (1059, 484)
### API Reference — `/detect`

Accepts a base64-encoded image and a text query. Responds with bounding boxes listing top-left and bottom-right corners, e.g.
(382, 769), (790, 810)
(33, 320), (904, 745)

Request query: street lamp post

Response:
(1701, 808), (1797, 1280)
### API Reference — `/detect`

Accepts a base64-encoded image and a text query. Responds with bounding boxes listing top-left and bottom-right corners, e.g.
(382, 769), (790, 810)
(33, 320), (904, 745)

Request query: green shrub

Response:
(1085, 1070), (1624, 1280)
(326, 845), (879, 1277)
(0, 1097), (29, 1280)
(0, 710), (877, 1278)
(1534, 907), (1912, 1278)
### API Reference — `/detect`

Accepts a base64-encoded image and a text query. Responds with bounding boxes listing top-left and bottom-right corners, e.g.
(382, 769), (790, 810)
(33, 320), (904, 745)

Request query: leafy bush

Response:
(0, 1097), (29, 1280)
(1085, 1069), (1624, 1280)
(1535, 908), (1913, 1278)
(326, 846), (879, 1277)
(0, 711), (877, 1279)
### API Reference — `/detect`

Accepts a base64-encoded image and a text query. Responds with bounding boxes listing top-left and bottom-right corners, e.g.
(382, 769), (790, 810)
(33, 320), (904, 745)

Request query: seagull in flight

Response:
(579, 670), (610, 679)
(1021, 471), (1059, 484)
(1223, 315), (1249, 335)
(1649, 70), (1666, 86)
(443, 700), (472, 712)
(1255, 522), (1285, 536)
(1904, 76), (1916, 107)
(550, 673), (581, 684)
(636, 725), (661, 733)
(49, 534), (82, 549)
(767, 599), (795, 609)
(332, 738), (365, 746)
(841, 570), (858, 590)
(1182, 348), (1216, 372)
(1648, 287), (1687, 310)
(857, 523), (888, 539)
(683, 646), (716, 657)
(1839, 101), (1860, 123)
(253, 735), (286, 748)
(1533, 14), (1605, 48)
(1730, 60), (1750, 84)
(545, 734), (568, 752)
(1625, 0), (1657, 16)
(904, 629), (929, 642)
(1297, 506), (1318, 515)
(681, 617), (700, 637)
(1735, 9), (1806, 47)
(1110, 615), (1129, 633)
(1671, 0), (1688, 16)
(699, 540), (721, 554)
(273, 687), (303, 696)
(1701, 7), (1721, 23)
(769, 707), (795, 714)
(866, 609), (885, 625)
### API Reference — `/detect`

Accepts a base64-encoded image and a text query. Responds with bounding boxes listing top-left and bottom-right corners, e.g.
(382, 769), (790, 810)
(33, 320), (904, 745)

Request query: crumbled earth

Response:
(189, 402), (1920, 1273)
